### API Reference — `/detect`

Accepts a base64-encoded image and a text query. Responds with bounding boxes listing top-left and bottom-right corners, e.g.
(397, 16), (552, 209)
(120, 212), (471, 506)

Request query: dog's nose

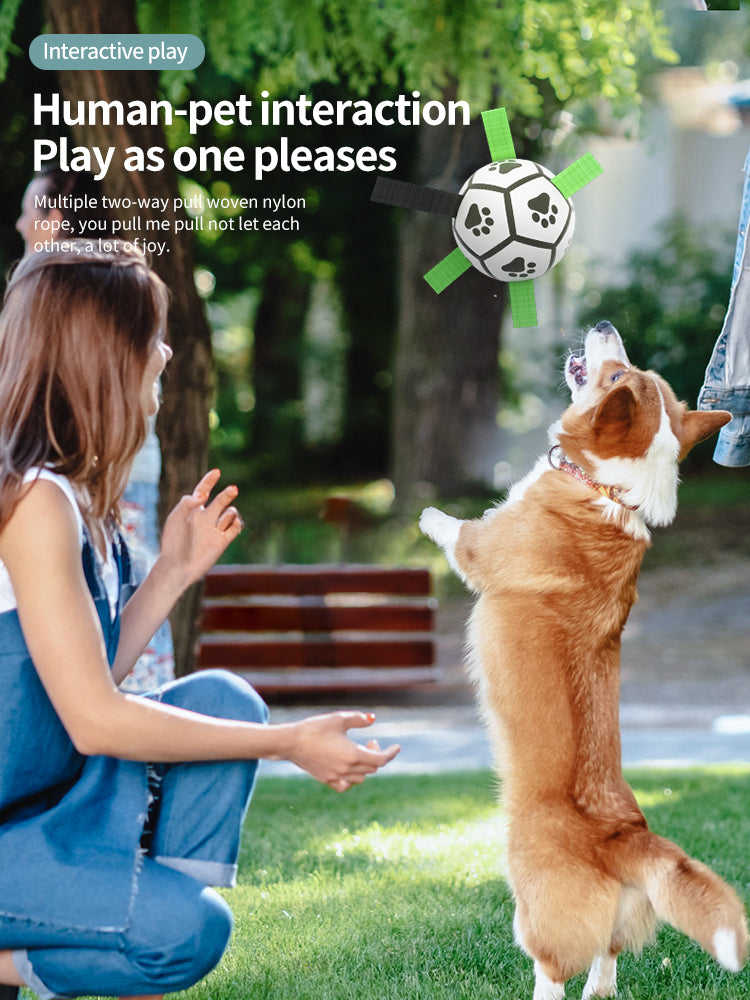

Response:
(595, 320), (615, 334)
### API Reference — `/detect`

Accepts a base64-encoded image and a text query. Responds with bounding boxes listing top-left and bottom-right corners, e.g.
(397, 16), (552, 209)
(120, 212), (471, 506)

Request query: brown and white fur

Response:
(420, 322), (746, 999)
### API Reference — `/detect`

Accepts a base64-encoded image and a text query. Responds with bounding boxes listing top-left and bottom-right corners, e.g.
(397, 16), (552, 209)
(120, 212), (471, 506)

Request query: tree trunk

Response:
(391, 113), (507, 504)
(251, 264), (311, 473)
(45, 0), (212, 675)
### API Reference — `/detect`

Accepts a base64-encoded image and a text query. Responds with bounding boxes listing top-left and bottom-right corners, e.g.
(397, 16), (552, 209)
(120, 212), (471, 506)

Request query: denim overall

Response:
(698, 145), (750, 466)
(0, 525), (267, 998)
(121, 422), (175, 692)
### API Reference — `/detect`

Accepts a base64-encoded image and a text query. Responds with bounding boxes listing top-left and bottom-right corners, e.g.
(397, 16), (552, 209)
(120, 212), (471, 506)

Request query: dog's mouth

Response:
(567, 354), (588, 387)
(566, 324), (630, 397)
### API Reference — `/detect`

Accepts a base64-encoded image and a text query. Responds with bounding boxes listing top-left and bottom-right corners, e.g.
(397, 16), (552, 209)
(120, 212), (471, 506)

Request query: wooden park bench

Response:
(196, 564), (439, 696)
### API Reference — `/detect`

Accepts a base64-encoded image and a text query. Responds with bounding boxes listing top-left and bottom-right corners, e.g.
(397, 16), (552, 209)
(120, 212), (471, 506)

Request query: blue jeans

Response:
(7, 671), (268, 999)
(698, 144), (750, 466)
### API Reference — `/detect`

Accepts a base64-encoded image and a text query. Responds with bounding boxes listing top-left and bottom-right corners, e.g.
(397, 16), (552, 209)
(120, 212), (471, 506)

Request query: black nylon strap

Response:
(371, 177), (461, 218)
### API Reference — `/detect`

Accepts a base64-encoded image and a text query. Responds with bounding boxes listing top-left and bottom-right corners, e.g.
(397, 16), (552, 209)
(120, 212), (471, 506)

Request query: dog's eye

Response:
(611, 371), (626, 383)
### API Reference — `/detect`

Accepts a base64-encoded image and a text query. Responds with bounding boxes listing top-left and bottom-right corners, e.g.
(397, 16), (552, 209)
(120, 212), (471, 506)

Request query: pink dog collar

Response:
(548, 446), (640, 511)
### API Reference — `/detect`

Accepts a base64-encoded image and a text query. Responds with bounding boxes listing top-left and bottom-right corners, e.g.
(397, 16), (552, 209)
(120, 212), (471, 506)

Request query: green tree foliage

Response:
(0, 0), (23, 79)
(136, 0), (679, 487)
(137, 0), (676, 113)
(577, 216), (733, 408)
(0, 0), (681, 666)
(1, 0), (680, 489)
(168, 74), (414, 482)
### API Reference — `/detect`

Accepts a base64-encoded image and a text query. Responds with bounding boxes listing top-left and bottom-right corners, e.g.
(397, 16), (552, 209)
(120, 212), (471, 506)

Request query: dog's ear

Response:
(591, 384), (638, 454)
(593, 383), (636, 428)
(678, 409), (732, 460)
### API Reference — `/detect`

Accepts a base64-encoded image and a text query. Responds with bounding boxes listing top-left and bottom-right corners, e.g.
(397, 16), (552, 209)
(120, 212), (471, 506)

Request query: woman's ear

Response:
(46, 208), (65, 231)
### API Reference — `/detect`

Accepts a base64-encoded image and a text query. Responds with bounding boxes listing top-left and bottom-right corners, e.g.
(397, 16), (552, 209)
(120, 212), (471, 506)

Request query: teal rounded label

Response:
(30, 34), (205, 71)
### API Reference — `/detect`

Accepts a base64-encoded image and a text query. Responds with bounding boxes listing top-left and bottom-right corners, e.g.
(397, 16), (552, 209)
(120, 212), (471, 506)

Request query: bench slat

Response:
(217, 666), (439, 694)
(198, 564), (438, 693)
(204, 565), (432, 597)
(198, 635), (434, 668)
(200, 602), (433, 633)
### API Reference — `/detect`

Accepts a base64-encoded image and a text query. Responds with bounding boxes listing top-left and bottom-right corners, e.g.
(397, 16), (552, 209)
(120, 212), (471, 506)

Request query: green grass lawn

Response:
(166, 767), (750, 1000)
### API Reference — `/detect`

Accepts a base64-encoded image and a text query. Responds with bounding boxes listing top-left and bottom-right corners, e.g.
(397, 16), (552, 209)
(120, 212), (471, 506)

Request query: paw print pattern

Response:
(502, 257), (537, 279)
(465, 202), (493, 236)
(527, 193), (559, 229)
(491, 161), (523, 175)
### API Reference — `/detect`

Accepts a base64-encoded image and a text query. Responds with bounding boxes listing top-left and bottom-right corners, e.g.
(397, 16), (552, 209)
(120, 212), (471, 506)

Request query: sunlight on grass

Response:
(630, 784), (683, 809)
(317, 813), (506, 880)
(179, 768), (750, 1000)
(78, 767), (750, 1000)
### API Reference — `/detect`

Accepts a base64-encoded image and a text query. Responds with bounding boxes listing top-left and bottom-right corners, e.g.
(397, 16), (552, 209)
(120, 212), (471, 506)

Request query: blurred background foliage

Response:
(0, 1), (748, 574)
(577, 216), (734, 408)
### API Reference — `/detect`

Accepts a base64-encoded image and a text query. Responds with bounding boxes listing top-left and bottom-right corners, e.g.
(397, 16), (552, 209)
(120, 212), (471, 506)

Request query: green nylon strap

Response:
(508, 279), (538, 328)
(423, 248), (472, 293)
(481, 107), (516, 163)
(551, 152), (603, 199)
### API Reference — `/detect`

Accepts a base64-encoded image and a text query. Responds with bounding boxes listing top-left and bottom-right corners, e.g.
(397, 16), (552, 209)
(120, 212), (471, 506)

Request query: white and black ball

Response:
(452, 159), (575, 282)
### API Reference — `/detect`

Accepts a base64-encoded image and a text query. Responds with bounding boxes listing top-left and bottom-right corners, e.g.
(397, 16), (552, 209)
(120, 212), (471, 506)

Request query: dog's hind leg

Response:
(582, 954), (616, 999)
(533, 962), (565, 1000)
(582, 884), (656, 999)
(511, 867), (620, 1000)
(513, 913), (566, 999)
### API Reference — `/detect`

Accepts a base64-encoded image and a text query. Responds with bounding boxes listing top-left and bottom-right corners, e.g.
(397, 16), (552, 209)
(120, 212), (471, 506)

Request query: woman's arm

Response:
(0, 479), (399, 791)
(112, 469), (241, 684)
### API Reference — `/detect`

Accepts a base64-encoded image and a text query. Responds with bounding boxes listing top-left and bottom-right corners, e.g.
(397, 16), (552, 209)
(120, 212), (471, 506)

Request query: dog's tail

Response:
(611, 829), (748, 971)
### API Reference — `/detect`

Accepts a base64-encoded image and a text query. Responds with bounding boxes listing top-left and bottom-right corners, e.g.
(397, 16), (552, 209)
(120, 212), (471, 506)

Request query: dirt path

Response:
(620, 557), (750, 713)
(433, 551), (750, 715)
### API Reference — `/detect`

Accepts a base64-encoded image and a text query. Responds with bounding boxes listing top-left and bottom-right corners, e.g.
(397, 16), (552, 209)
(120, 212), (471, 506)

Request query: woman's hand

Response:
(114, 470), (241, 681)
(158, 470), (243, 590)
(275, 712), (401, 792)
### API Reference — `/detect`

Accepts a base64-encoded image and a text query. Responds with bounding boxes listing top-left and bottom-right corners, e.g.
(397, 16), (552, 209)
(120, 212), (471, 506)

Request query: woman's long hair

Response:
(0, 242), (168, 531)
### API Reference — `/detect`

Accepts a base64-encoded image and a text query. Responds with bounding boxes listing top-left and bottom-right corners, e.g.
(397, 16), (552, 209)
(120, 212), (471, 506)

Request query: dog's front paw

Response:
(419, 507), (471, 586)
(419, 507), (461, 548)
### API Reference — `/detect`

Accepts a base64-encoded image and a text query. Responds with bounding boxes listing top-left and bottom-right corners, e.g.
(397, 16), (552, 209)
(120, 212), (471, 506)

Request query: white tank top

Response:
(0, 468), (119, 619)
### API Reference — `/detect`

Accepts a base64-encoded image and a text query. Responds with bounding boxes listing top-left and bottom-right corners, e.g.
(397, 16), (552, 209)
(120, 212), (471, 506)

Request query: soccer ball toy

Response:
(371, 107), (602, 328)
(452, 159), (574, 282)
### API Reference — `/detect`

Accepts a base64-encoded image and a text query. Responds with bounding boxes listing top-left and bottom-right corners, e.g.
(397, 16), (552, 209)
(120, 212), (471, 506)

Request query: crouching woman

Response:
(0, 244), (398, 1000)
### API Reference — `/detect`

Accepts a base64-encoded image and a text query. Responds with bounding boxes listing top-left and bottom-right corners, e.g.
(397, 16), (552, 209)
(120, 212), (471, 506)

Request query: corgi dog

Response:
(420, 322), (746, 1000)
